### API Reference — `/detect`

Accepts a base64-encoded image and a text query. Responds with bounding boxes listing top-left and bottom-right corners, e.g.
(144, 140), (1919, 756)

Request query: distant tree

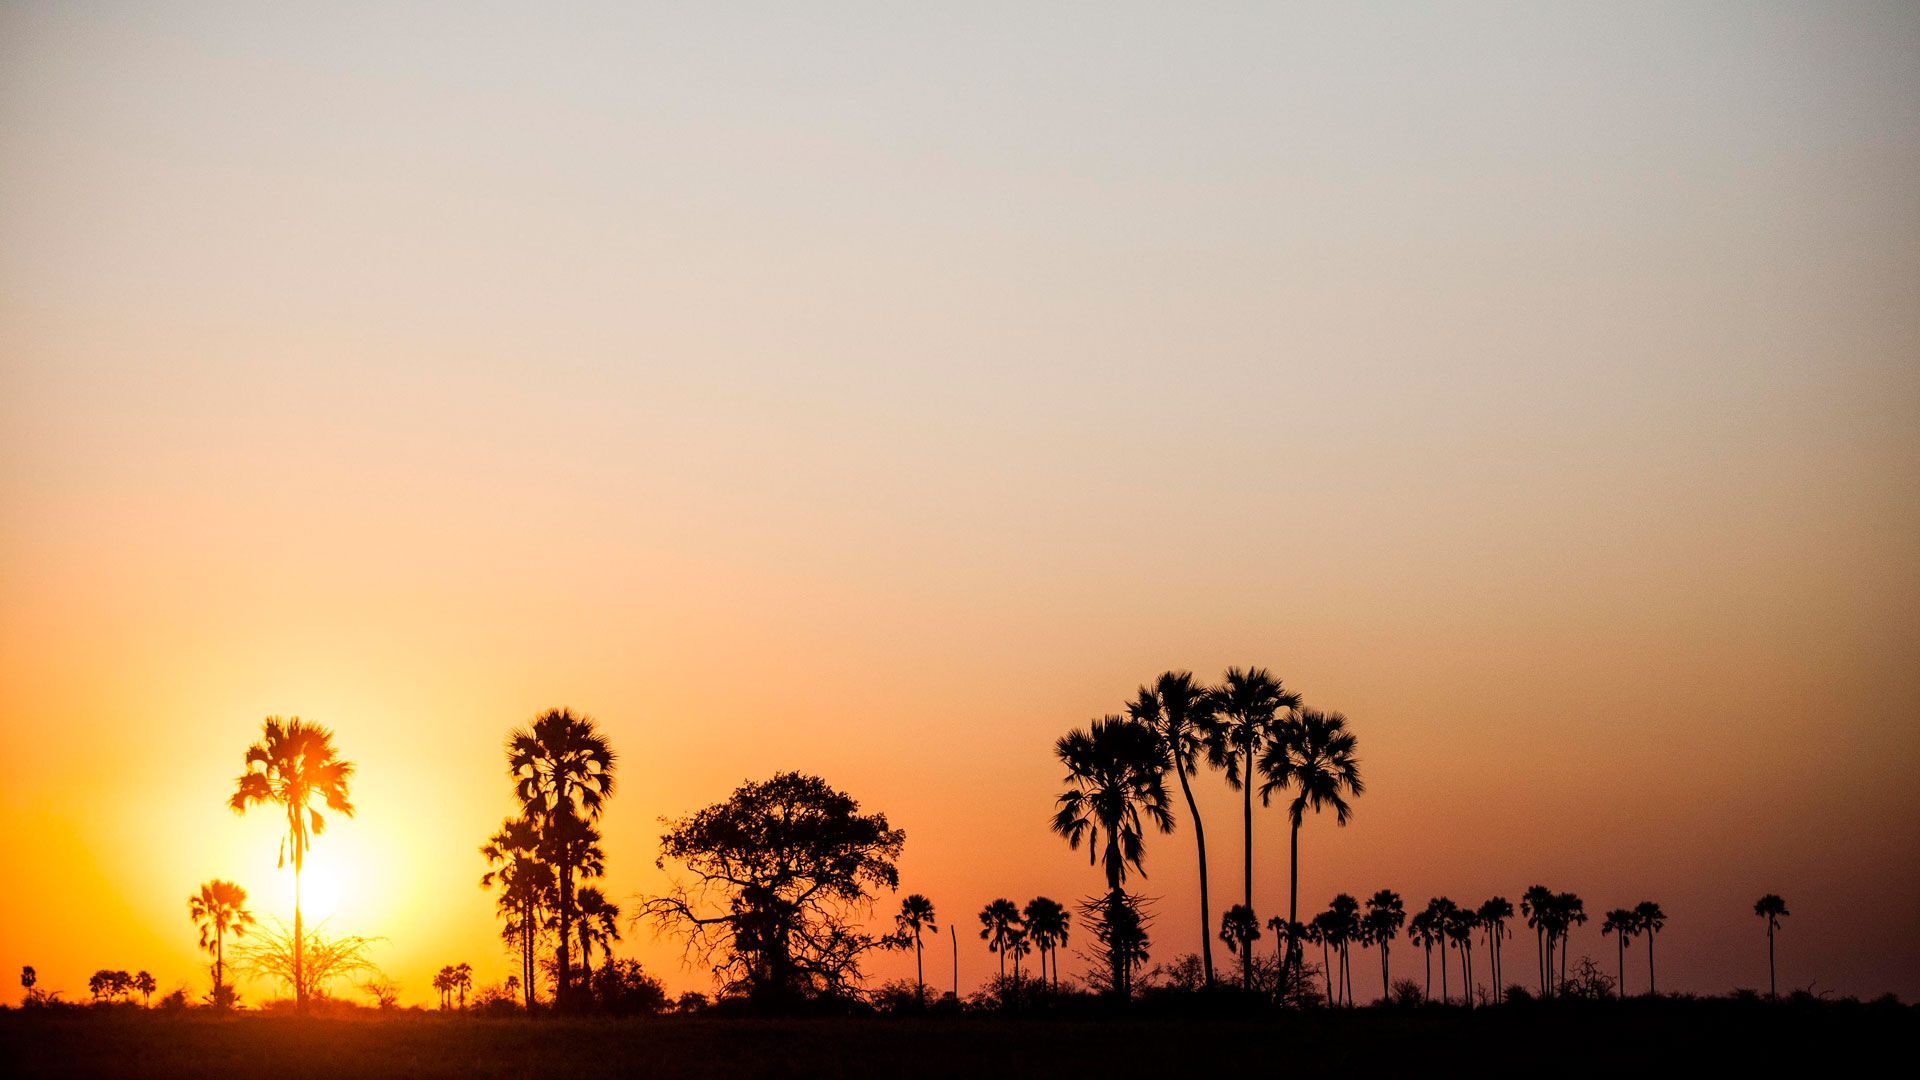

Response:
(188, 879), (256, 1002)
(133, 971), (156, 1007)
(507, 707), (616, 1012)
(228, 716), (355, 1014)
(1051, 714), (1172, 997)
(1259, 708), (1362, 984)
(1362, 890), (1405, 1003)
(1408, 908), (1438, 1002)
(1079, 893), (1151, 999)
(231, 918), (379, 1004)
(1219, 904), (1262, 988)
(1307, 912), (1337, 1003)
(1328, 893), (1361, 1006)
(1446, 907), (1479, 1008)
(592, 957), (669, 1016)
(979, 899), (1025, 989)
(890, 895), (939, 1007)
(1130, 671), (1225, 987)
(88, 970), (113, 1002)
(573, 886), (621, 1000)
(1521, 885), (1555, 998)
(640, 772), (904, 1008)
(1754, 894), (1788, 1000)
(1022, 897), (1068, 993)
(480, 814), (550, 1011)
(20, 965), (35, 1005)
(1423, 898), (1459, 1003)
(1601, 909), (1637, 999)
(433, 966), (454, 1009)
(1552, 893), (1587, 992)
(1476, 897), (1514, 1003)
(1266, 916), (1310, 1004)
(1633, 901), (1666, 997)
(1214, 667), (1301, 991)
(454, 962), (474, 1009)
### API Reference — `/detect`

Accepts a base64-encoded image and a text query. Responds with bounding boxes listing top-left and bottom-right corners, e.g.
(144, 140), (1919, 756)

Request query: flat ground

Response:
(4, 1001), (1911, 1079)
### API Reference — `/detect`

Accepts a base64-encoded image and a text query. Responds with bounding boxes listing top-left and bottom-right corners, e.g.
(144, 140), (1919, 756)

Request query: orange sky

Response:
(2, 2), (1917, 1007)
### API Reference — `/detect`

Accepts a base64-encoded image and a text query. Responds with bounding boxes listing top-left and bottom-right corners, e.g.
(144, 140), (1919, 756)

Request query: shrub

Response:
(1390, 979), (1424, 1007)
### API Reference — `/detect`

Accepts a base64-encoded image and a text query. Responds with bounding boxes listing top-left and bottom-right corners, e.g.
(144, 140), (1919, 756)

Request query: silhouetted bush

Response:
(1390, 979), (1424, 1007)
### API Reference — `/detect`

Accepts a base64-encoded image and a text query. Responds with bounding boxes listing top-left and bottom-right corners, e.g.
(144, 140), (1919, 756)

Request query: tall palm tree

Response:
(188, 879), (255, 1000)
(133, 971), (156, 1007)
(434, 966), (454, 1009)
(1552, 892), (1587, 992)
(454, 962), (474, 1009)
(1754, 894), (1788, 1000)
(1129, 671), (1225, 987)
(1363, 889), (1405, 1003)
(1521, 885), (1554, 999)
(1328, 893), (1361, 1006)
(1450, 908), (1480, 1007)
(1022, 897), (1068, 993)
(895, 895), (939, 1007)
(480, 815), (548, 1011)
(1214, 667), (1300, 989)
(1633, 901), (1665, 997)
(1259, 708), (1362, 984)
(1601, 909), (1636, 999)
(1423, 898), (1459, 1003)
(574, 886), (621, 1003)
(1307, 912), (1338, 1004)
(1477, 897), (1513, 1003)
(1219, 904), (1261, 990)
(228, 716), (354, 1014)
(1407, 909), (1438, 1003)
(979, 899), (1023, 987)
(506, 707), (616, 1011)
(1052, 715), (1171, 998)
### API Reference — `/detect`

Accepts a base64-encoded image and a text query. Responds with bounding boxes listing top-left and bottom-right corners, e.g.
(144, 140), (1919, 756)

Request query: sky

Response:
(1, 1), (1916, 1007)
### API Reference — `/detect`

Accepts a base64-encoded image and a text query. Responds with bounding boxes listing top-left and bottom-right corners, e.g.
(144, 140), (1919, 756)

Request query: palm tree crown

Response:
(1051, 715), (1172, 893)
(1129, 670), (1225, 987)
(188, 879), (254, 996)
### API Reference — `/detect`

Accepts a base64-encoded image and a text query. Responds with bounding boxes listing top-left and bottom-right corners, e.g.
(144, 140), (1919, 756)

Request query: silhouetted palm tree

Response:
(1450, 907), (1480, 1007)
(1219, 904), (1261, 989)
(1754, 894), (1788, 1000)
(1214, 667), (1300, 990)
(434, 966), (454, 1009)
(188, 879), (255, 1000)
(1521, 885), (1554, 998)
(1053, 714), (1172, 998)
(979, 899), (1024, 987)
(454, 962), (473, 1009)
(1259, 708), (1362, 985)
(1477, 897), (1513, 1003)
(480, 815), (548, 1011)
(228, 717), (354, 1014)
(1633, 901), (1665, 997)
(1022, 897), (1068, 993)
(1552, 892), (1586, 992)
(574, 886), (620, 1002)
(895, 895), (939, 1007)
(133, 971), (156, 1007)
(1130, 671), (1225, 987)
(1408, 908), (1438, 1002)
(1307, 912), (1337, 1003)
(1423, 898), (1459, 1003)
(1363, 889), (1405, 1003)
(507, 707), (615, 1011)
(1601, 909), (1636, 999)
(1328, 893), (1361, 1006)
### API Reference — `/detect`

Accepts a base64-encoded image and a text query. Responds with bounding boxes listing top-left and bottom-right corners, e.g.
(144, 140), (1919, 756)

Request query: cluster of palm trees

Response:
(85, 970), (156, 1006)
(975, 897), (1071, 1001)
(479, 707), (619, 1014)
(1052, 668), (1362, 995)
(432, 963), (474, 1010)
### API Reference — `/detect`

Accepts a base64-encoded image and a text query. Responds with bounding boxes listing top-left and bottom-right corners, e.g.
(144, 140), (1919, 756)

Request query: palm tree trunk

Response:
(214, 925), (224, 998)
(1381, 941), (1389, 1005)
(293, 867), (305, 1013)
(1439, 936), (1448, 1004)
(557, 866), (573, 1012)
(950, 923), (958, 1001)
(1286, 818), (1302, 985)
(1320, 939), (1332, 1002)
(1647, 931), (1656, 997)
(1243, 745), (1255, 991)
(1172, 762), (1214, 987)
(914, 933), (924, 1008)
(1767, 925), (1775, 1000)
(1617, 936), (1625, 1000)
(1423, 940), (1431, 1002)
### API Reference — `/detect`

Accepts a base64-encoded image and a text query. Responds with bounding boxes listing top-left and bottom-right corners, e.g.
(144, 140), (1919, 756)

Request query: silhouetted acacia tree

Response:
(1363, 889), (1405, 1003)
(1259, 708), (1362, 986)
(1754, 894), (1788, 1000)
(1633, 901), (1665, 997)
(1051, 714), (1171, 998)
(1129, 671), (1225, 988)
(1022, 897), (1068, 993)
(507, 707), (616, 1013)
(188, 879), (255, 1002)
(228, 716), (355, 1015)
(1215, 667), (1301, 991)
(640, 772), (904, 1009)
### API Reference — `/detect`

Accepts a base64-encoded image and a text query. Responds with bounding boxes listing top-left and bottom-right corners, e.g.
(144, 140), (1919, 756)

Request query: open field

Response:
(5, 1001), (1914, 1079)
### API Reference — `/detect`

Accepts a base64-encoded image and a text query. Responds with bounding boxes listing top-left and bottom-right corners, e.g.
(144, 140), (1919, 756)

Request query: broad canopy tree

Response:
(640, 771), (905, 1009)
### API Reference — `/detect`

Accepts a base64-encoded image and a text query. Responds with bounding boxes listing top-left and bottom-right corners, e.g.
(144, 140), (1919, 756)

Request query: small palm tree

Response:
(1022, 897), (1068, 993)
(455, 962), (474, 1009)
(480, 815), (548, 1011)
(979, 899), (1024, 988)
(1219, 904), (1262, 989)
(1754, 894), (1788, 1000)
(1406, 909), (1437, 1002)
(1601, 909), (1637, 999)
(1423, 898), (1459, 1003)
(133, 971), (156, 1007)
(433, 966), (453, 1009)
(1129, 671), (1225, 987)
(1446, 907), (1479, 1007)
(1552, 892), (1587, 992)
(1363, 889), (1405, 1003)
(1329, 893), (1361, 1006)
(895, 895), (939, 1007)
(1214, 667), (1300, 989)
(1307, 912), (1338, 1003)
(228, 716), (354, 1014)
(1633, 901), (1666, 997)
(1521, 885), (1554, 998)
(1476, 897), (1513, 1003)
(574, 886), (621, 1000)
(188, 879), (256, 1001)
(506, 707), (616, 1012)
(1259, 708), (1362, 984)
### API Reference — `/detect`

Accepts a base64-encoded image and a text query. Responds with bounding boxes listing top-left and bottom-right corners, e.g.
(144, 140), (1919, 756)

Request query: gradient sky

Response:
(2, 1), (1916, 1007)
